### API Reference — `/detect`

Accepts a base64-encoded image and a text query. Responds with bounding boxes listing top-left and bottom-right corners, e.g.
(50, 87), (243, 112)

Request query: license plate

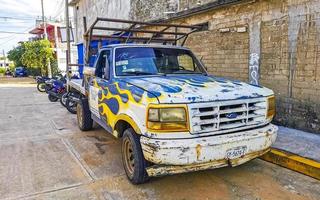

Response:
(226, 146), (247, 159)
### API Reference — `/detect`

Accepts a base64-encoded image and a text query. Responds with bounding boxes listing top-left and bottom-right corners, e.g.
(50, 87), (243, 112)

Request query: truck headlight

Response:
(147, 106), (189, 132)
(267, 96), (275, 120)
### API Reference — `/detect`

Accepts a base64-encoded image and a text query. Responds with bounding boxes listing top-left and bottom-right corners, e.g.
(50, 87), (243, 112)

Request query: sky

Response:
(0, 0), (67, 54)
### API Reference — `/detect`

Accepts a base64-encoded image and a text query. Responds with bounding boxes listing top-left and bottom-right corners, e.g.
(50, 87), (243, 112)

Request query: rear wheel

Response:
(122, 128), (149, 184)
(77, 98), (93, 131)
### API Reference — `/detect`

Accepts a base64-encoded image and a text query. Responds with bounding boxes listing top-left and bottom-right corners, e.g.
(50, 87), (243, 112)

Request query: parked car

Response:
(14, 67), (27, 77)
(71, 44), (278, 184)
(68, 18), (278, 185)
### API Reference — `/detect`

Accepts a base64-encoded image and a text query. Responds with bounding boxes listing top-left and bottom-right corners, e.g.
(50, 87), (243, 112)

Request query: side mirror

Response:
(83, 67), (95, 76)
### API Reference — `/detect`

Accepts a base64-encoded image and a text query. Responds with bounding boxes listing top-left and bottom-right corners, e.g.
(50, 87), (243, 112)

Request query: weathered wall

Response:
(72, 0), (178, 43)
(167, 0), (320, 133)
(73, 0), (131, 43)
(130, 0), (178, 20)
(179, 0), (218, 10)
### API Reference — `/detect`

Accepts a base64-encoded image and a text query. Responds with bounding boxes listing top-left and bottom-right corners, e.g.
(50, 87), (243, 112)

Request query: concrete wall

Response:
(73, 0), (131, 43)
(72, 0), (178, 43)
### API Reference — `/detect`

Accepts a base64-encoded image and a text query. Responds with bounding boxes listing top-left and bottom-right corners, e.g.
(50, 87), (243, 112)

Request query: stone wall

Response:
(179, 0), (218, 10)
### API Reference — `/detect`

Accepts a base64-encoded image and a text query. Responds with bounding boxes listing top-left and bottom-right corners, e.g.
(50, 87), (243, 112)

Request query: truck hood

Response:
(121, 75), (273, 104)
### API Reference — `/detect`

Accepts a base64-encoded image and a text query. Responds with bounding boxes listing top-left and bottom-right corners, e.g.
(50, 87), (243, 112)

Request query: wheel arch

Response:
(114, 114), (142, 138)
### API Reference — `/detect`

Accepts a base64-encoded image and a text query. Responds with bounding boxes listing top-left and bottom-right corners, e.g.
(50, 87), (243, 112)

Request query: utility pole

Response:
(2, 50), (6, 69)
(65, 0), (71, 79)
(41, 0), (52, 78)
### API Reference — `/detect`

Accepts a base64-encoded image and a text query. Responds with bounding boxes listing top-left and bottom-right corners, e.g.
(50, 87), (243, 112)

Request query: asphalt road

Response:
(0, 80), (319, 200)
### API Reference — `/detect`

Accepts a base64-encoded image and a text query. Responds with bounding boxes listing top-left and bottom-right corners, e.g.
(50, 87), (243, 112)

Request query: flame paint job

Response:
(90, 73), (273, 136)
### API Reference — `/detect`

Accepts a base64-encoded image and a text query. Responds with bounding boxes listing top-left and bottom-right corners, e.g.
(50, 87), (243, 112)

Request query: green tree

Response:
(7, 40), (58, 76)
(21, 40), (54, 76)
(7, 44), (25, 67)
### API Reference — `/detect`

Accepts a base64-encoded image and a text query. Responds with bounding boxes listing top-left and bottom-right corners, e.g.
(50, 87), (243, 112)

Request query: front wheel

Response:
(60, 92), (68, 107)
(37, 83), (46, 92)
(122, 128), (149, 184)
(48, 94), (58, 102)
(76, 98), (93, 131)
(66, 97), (77, 114)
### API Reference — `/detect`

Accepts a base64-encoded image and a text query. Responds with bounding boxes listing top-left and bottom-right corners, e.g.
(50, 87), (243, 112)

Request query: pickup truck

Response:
(74, 43), (278, 184)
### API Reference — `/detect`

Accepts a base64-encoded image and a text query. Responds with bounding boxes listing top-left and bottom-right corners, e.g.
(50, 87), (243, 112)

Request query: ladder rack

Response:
(83, 17), (204, 65)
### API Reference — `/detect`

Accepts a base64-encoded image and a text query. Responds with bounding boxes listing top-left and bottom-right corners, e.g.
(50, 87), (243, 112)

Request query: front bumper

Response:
(140, 124), (278, 176)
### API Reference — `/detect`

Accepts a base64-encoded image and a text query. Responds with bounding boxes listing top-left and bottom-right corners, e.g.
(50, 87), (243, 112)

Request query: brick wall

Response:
(166, 0), (320, 133)
(186, 31), (249, 82)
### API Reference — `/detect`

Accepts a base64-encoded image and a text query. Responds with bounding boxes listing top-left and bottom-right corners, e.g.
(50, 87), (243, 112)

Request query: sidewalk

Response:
(261, 126), (320, 180)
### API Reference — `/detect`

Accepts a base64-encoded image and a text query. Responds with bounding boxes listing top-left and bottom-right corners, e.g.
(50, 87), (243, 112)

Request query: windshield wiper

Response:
(170, 70), (203, 74)
(122, 71), (158, 76)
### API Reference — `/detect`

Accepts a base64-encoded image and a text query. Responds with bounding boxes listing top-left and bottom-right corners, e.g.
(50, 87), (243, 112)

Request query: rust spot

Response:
(196, 144), (202, 160)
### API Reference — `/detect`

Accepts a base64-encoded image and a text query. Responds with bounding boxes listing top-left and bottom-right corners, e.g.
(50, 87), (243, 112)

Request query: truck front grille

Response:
(189, 98), (267, 134)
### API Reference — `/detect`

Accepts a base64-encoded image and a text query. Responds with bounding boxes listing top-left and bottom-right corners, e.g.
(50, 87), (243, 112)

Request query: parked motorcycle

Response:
(36, 76), (50, 92)
(47, 79), (66, 102)
(36, 75), (65, 92)
(62, 91), (80, 114)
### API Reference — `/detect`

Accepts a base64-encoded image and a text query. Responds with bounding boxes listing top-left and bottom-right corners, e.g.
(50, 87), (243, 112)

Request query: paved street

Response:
(0, 82), (319, 200)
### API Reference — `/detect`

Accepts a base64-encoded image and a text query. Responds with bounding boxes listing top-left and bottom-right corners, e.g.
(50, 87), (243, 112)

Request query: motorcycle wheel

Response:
(60, 93), (68, 107)
(66, 98), (77, 114)
(48, 94), (59, 102)
(37, 83), (46, 92)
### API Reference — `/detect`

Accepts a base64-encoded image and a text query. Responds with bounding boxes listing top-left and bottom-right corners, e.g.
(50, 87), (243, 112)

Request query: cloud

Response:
(0, 0), (65, 53)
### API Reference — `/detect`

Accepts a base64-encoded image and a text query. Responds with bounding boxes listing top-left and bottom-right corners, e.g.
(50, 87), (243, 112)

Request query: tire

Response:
(66, 97), (77, 114)
(122, 128), (149, 184)
(60, 93), (68, 107)
(76, 98), (93, 131)
(48, 94), (58, 102)
(37, 83), (46, 92)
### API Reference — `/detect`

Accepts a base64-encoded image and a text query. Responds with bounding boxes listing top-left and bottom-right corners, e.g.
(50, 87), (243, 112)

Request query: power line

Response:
(0, 25), (35, 46)
(0, 16), (37, 21)
(0, 31), (31, 35)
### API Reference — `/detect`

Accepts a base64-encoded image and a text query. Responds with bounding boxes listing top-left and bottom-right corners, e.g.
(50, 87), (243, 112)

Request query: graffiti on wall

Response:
(249, 53), (260, 85)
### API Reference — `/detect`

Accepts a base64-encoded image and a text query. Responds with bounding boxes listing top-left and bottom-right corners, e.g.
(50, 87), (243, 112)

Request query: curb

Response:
(260, 148), (320, 180)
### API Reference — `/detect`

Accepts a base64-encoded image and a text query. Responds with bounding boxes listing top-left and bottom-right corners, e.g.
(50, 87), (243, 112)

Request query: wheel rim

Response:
(123, 137), (135, 177)
(77, 104), (83, 128)
(40, 84), (45, 90)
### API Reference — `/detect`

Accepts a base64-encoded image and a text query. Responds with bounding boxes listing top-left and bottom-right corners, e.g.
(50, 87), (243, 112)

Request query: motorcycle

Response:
(47, 79), (67, 102)
(61, 91), (80, 114)
(36, 76), (51, 92)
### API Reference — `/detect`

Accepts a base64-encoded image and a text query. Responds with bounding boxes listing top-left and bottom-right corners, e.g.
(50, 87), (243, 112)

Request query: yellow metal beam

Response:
(260, 148), (320, 180)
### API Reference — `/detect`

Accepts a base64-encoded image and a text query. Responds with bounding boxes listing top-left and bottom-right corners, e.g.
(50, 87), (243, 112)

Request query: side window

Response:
(95, 50), (111, 79)
(178, 54), (195, 71)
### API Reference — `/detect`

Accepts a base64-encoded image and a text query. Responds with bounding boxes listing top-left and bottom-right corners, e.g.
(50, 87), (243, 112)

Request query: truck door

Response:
(88, 49), (112, 126)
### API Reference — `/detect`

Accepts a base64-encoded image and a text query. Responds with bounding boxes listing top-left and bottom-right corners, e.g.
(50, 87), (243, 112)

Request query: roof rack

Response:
(83, 17), (204, 65)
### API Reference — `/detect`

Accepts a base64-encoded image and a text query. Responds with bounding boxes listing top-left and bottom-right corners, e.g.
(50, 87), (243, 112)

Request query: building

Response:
(29, 20), (78, 74)
(69, 0), (320, 134)
(0, 56), (13, 68)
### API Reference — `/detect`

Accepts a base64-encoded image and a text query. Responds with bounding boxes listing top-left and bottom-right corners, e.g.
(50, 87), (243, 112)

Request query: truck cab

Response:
(76, 43), (277, 184)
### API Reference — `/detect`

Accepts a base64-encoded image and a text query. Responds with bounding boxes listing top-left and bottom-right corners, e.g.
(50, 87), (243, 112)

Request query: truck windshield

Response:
(115, 47), (204, 76)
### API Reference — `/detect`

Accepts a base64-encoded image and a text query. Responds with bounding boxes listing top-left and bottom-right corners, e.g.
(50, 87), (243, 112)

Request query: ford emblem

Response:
(226, 112), (238, 119)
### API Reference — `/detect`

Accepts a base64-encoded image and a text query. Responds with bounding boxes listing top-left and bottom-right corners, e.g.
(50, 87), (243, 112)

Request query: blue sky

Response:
(0, 0), (66, 54)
